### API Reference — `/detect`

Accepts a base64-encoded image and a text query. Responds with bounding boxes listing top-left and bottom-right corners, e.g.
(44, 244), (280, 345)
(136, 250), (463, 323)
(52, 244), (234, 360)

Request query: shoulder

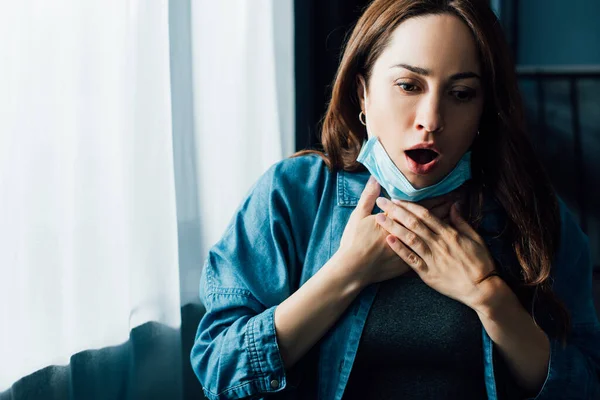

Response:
(551, 198), (599, 326)
(224, 153), (333, 238)
(556, 196), (589, 258)
(551, 196), (592, 296)
(251, 153), (332, 201)
(271, 153), (330, 185)
(481, 192), (588, 258)
(203, 154), (333, 303)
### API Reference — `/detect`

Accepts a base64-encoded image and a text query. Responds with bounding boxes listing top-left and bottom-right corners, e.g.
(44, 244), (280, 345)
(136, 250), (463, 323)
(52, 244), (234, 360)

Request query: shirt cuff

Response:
(246, 305), (303, 394)
(529, 334), (598, 399)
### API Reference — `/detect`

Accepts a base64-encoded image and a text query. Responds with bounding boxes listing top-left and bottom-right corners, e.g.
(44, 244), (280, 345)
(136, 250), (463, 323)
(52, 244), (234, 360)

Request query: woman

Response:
(190, 0), (600, 399)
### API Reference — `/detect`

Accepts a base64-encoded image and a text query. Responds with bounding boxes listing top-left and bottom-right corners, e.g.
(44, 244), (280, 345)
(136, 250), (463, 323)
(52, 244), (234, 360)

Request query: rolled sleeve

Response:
(246, 305), (289, 394)
(526, 200), (600, 399)
(530, 323), (600, 399)
(193, 295), (302, 400)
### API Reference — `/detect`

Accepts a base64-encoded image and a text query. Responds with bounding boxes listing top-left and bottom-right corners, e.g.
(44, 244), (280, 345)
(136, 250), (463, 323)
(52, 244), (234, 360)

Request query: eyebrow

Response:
(391, 63), (481, 81)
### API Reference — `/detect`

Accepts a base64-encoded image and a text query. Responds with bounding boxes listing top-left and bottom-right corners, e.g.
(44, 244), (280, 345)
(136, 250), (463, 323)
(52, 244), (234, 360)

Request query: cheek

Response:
(445, 104), (482, 138)
(441, 134), (476, 162)
(438, 105), (482, 160)
(369, 96), (415, 135)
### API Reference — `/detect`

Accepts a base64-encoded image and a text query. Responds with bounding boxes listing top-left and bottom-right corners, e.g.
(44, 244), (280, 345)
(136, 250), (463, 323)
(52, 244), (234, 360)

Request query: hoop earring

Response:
(359, 111), (367, 126)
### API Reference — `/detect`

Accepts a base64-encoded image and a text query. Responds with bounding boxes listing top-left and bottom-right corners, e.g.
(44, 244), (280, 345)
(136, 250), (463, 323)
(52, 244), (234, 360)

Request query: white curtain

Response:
(176, 0), (295, 305)
(0, 0), (294, 392)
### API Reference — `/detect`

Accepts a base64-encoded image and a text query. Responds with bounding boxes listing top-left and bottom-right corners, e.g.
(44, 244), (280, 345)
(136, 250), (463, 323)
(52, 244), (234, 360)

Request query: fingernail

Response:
(376, 197), (389, 207)
(368, 176), (376, 186)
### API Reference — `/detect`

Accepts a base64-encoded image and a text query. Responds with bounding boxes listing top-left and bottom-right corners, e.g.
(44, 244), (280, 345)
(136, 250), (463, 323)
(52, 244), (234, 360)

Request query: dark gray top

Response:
(341, 271), (512, 399)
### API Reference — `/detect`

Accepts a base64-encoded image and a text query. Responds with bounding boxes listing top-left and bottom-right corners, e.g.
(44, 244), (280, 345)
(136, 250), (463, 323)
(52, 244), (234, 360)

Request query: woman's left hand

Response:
(374, 197), (499, 311)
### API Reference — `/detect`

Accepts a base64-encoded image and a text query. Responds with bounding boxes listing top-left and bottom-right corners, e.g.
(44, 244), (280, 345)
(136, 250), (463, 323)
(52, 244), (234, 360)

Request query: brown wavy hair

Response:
(292, 0), (570, 341)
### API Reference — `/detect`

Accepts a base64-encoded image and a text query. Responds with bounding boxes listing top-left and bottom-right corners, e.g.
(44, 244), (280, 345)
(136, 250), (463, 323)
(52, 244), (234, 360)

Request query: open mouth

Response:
(404, 149), (440, 165)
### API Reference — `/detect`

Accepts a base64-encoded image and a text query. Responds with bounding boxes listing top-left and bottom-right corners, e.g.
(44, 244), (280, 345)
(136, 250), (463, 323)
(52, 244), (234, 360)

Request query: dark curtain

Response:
(294, 0), (371, 152)
(0, 305), (206, 400)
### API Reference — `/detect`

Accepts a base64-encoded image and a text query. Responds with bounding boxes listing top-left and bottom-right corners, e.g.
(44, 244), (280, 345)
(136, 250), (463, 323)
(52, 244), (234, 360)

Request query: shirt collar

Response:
(336, 169), (371, 207)
(336, 168), (502, 213)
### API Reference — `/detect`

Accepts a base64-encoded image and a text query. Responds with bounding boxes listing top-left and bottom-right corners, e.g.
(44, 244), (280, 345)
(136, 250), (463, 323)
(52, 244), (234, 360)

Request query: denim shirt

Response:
(190, 154), (600, 400)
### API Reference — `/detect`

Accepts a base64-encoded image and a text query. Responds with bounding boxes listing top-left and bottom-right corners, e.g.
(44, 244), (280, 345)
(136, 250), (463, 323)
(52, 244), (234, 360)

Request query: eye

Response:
(396, 82), (419, 92)
(450, 89), (476, 102)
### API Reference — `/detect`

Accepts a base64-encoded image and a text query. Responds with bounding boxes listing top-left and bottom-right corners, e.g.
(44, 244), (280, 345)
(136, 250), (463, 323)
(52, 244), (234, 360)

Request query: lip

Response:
(404, 143), (441, 175)
(405, 142), (441, 153)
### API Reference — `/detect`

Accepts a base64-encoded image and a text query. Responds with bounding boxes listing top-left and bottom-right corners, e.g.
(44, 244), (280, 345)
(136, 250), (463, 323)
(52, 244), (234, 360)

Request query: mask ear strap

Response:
(361, 82), (371, 133)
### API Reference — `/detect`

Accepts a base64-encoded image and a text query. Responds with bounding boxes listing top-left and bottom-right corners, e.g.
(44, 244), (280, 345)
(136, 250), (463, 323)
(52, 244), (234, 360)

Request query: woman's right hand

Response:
(336, 176), (460, 288)
(337, 176), (411, 287)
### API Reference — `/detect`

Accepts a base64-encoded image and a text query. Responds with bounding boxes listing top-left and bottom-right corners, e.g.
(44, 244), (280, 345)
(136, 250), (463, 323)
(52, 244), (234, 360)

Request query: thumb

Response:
(450, 202), (478, 241)
(354, 176), (380, 219)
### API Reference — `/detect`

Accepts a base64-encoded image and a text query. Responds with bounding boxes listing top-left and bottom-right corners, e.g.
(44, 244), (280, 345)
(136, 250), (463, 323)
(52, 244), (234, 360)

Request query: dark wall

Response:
(294, 0), (371, 151)
(501, 0), (600, 268)
(517, 0), (600, 66)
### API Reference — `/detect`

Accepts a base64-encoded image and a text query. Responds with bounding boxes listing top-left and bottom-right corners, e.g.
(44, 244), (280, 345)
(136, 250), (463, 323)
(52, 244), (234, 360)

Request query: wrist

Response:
(471, 275), (515, 319)
(329, 250), (369, 295)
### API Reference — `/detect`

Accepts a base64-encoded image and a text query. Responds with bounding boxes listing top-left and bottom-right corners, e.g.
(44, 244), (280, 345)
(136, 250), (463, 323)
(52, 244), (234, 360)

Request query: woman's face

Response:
(358, 13), (484, 189)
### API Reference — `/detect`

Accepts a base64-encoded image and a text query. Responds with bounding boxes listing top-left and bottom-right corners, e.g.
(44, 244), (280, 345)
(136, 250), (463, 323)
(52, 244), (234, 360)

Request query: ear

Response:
(356, 74), (367, 112)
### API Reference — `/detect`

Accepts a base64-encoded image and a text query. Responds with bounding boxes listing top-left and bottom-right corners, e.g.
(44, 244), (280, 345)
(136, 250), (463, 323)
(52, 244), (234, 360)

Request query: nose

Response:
(415, 93), (444, 133)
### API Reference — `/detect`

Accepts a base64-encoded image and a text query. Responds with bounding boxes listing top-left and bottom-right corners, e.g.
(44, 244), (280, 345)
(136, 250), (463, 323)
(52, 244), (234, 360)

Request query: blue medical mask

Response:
(356, 136), (472, 202)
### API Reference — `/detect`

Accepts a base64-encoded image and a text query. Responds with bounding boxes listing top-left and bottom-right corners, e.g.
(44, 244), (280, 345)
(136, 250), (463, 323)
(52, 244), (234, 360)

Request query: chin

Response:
(407, 169), (447, 189)
(408, 176), (432, 189)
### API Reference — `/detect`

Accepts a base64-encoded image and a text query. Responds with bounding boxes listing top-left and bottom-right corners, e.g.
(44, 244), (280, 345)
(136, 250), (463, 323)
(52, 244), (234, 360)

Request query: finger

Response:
(380, 198), (437, 239)
(390, 199), (446, 235)
(375, 213), (431, 260)
(353, 176), (381, 219)
(449, 202), (481, 242)
(385, 234), (427, 273)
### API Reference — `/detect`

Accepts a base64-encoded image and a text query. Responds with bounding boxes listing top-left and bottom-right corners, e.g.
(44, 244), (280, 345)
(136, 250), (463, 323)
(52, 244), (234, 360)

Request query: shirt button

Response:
(270, 379), (280, 389)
